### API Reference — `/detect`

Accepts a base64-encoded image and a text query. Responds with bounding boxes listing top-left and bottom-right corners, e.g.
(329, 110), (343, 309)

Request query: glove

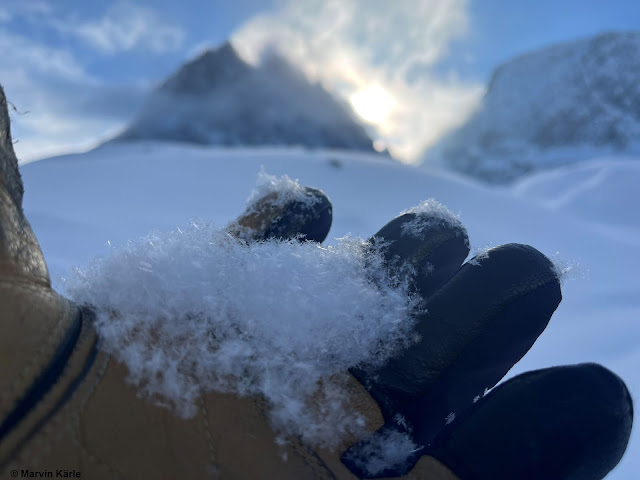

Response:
(0, 84), (632, 479)
(341, 210), (633, 479)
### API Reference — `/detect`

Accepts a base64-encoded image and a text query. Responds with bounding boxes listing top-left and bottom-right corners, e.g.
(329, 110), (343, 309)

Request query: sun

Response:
(349, 84), (395, 126)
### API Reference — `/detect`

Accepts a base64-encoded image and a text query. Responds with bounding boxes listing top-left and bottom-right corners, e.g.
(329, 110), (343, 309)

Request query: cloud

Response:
(5, 79), (145, 163)
(0, 30), (89, 83)
(0, 2), (170, 162)
(0, 29), (145, 163)
(0, 1), (52, 23)
(9, 110), (125, 164)
(58, 2), (185, 54)
(232, 0), (483, 162)
(4, 77), (146, 162)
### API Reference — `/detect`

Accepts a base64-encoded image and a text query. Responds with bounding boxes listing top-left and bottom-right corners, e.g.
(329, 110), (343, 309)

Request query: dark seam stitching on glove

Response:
(0, 333), (98, 472)
(0, 308), (83, 444)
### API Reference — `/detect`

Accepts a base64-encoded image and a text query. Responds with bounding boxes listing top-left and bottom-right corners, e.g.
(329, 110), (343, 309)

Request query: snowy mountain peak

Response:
(112, 42), (376, 152)
(426, 31), (640, 183)
(159, 42), (251, 96)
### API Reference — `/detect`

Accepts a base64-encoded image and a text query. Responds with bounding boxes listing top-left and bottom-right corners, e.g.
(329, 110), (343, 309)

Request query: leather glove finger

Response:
(427, 363), (633, 480)
(345, 208), (562, 477)
(227, 185), (332, 243)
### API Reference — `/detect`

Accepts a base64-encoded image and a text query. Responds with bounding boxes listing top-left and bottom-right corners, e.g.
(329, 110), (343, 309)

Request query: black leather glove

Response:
(337, 206), (632, 479)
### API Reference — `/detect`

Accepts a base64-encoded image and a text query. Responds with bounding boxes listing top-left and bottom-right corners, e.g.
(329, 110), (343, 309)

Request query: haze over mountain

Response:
(425, 31), (640, 183)
(112, 42), (377, 153)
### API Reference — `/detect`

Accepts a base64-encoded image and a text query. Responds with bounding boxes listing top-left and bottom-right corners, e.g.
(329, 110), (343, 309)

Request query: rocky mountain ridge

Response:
(425, 31), (640, 183)
(113, 42), (376, 153)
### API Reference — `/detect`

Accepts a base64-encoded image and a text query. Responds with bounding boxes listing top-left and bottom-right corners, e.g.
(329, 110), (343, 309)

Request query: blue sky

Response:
(2, 0), (639, 162)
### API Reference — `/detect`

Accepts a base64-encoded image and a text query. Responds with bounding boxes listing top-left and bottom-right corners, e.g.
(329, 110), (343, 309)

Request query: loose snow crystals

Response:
(399, 199), (465, 238)
(343, 428), (421, 477)
(550, 252), (585, 285)
(246, 168), (318, 210)
(64, 223), (420, 448)
(468, 244), (493, 266)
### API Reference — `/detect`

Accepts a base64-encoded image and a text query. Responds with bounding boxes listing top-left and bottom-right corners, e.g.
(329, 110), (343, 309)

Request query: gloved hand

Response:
(340, 207), (633, 479)
(0, 84), (633, 480)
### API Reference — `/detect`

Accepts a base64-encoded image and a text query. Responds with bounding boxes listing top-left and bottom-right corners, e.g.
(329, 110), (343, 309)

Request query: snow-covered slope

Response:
(112, 42), (376, 152)
(20, 144), (640, 479)
(425, 31), (640, 183)
(512, 158), (640, 246)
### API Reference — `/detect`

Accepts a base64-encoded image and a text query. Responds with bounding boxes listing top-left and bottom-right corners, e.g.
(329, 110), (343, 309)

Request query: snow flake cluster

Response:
(399, 199), (464, 238)
(343, 428), (420, 477)
(245, 168), (319, 211)
(64, 221), (419, 447)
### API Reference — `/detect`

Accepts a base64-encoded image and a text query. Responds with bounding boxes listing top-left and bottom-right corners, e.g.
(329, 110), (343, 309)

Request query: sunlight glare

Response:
(349, 84), (396, 126)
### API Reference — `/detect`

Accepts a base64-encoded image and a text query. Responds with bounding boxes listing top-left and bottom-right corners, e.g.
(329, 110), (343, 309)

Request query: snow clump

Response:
(63, 223), (420, 448)
(245, 168), (319, 211)
(342, 428), (421, 477)
(399, 199), (465, 238)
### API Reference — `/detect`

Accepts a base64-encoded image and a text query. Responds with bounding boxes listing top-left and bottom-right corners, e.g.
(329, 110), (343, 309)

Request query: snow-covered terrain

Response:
(110, 42), (377, 153)
(20, 143), (639, 479)
(512, 158), (640, 246)
(425, 31), (640, 183)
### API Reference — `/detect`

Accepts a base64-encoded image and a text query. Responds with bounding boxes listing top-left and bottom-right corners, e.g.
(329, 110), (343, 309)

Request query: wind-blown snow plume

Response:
(232, 0), (483, 161)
